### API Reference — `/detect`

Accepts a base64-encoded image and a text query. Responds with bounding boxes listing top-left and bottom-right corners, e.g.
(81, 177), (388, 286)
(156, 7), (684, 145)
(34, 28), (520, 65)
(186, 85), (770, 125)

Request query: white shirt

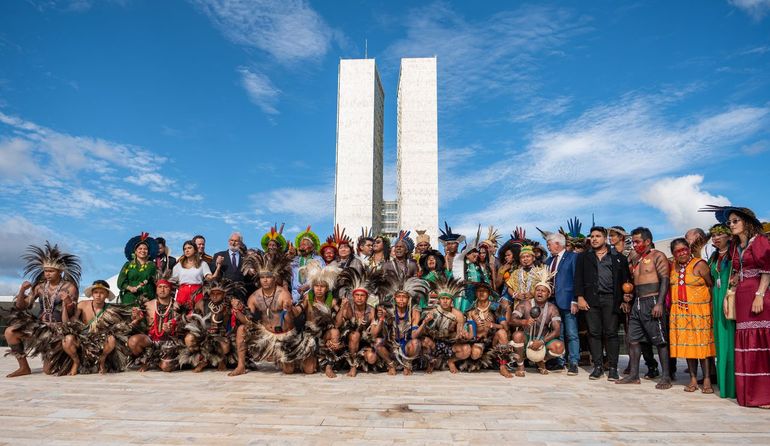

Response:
(172, 261), (211, 285)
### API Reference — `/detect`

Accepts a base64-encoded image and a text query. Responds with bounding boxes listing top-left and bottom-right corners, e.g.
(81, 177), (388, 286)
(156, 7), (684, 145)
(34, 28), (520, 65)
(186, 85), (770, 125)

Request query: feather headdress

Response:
(294, 226), (321, 253)
(300, 259), (342, 292)
(23, 241), (81, 285)
(380, 274), (430, 307)
(531, 267), (556, 294)
(203, 278), (247, 298)
(560, 217), (586, 249)
(394, 230), (415, 253)
(438, 221), (465, 245)
(415, 229), (430, 245)
(261, 223), (287, 252)
(333, 224), (353, 247)
(241, 251), (292, 286)
(699, 204), (762, 229)
(432, 274), (464, 301)
(336, 267), (393, 308)
(480, 226), (502, 251)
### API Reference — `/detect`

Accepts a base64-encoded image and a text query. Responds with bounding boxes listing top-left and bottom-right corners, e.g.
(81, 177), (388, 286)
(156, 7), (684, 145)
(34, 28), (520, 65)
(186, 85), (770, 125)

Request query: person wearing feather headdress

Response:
(414, 230), (432, 256)
(383, 231), (418, 280)
(117, 233), (159, 307)
(290, 226), (323, 303)
(5, 242), (80, 377)
(127, 279), (184, 372)
(375, 274), (430, 376)
(561, 217), (587, 253)
(261, 224), (288, 258)
(506, 245), (546, 310)
(438, 222), (466, 280)
(510, 270), (565, 377)
(179, 279), (244, 372)
(295, 260), (343, 378)
(464, 282), (514, 378)
(416, 276), (471, 374)
(334, 225), (365, 274)
(229, 253), (296, 376)
(334, 268), (387, 377)
(479, 226), (501, 295)
(59, 280), (132, 375)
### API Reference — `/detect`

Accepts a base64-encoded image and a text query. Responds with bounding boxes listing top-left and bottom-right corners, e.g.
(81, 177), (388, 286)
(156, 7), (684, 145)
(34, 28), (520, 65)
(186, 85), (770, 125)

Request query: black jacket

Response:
(573, 248), (630, 313)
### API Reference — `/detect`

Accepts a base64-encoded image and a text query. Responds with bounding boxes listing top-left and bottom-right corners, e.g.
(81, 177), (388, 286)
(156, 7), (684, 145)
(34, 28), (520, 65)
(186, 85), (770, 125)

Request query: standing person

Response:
(367, 234), (390, 272)
(154, 237), (177, 279)
(546, 232), (579, 375)
(211, 232), (248, 302)
(707, 223), (736, 399)
(193, 234), (213, 266)
(701, 205), (770, 408)
(438, 222), (466, 280)
(118, 233), (158, 307)
(609, 225), (659, 378)
(686, 227), (713, 260)
(291, 226), (323, 302)
(574, 227), (631, 381)
(334, 225), (365, 273)
(383, 231), (418, 279)
(668, 238), (716, 394)
(356, 228), (374, 264)
(413, 229), (432, 263)
(172, 240), (220, 308)
(262, 224), (288, 259)
(4, 242), (80, 377)
(617, 227), (672, 389)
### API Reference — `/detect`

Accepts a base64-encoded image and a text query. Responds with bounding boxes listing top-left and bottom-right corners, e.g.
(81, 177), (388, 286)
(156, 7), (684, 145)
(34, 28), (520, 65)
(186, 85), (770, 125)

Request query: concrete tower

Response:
(334, 59), (385, 235)
(396, 57), (438, 243)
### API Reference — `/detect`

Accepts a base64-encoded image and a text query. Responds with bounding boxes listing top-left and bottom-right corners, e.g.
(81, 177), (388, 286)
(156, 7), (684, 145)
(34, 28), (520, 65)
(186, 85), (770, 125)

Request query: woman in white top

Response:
(172, 240), (221, 306)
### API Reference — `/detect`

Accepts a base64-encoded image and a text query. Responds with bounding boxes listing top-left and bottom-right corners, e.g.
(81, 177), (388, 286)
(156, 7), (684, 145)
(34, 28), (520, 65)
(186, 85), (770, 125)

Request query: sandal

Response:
(701, 386), (714, 394)
(683, 383), (698, 392)
(537, 367), (549, 375)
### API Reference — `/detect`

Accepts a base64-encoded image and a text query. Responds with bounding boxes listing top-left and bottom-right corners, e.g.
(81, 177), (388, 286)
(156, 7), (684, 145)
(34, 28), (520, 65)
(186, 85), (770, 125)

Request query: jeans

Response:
(585, 294), (620, 368)
(559, 308), (580, 366)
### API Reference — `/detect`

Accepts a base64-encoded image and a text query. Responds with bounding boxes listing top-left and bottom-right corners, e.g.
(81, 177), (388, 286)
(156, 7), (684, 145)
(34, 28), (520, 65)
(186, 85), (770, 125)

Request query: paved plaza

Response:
(1, 356), (768, 445)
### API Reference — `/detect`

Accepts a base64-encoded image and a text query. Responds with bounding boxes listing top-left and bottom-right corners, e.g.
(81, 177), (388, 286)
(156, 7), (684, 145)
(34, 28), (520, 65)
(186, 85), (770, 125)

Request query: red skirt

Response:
(735, 278), (770, 407)
(176, 284), (203, 307)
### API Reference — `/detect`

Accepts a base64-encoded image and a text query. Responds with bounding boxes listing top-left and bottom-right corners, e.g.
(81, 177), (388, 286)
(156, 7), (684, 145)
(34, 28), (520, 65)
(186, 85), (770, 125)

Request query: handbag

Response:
(724, 267), (736, 321)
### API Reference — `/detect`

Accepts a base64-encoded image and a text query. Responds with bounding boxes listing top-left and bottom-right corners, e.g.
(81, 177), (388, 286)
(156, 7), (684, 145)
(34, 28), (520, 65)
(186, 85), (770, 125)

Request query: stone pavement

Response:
(1, 356), (768, 445)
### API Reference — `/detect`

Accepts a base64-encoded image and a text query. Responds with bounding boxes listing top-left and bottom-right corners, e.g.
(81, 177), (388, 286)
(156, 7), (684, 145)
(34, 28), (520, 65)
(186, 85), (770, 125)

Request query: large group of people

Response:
(4, 205), (769, 409)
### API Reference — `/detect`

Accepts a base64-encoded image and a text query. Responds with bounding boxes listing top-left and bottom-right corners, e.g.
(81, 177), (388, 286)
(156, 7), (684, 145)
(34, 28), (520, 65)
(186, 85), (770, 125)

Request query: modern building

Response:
(381, 200), (398, 239)
(396, 57), (439, 243)
(334, 59), (385, 235)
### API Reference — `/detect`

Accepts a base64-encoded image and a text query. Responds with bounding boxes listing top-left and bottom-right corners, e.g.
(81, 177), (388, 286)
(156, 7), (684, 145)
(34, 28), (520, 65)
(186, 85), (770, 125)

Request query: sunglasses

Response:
(727, 219), (742, 226)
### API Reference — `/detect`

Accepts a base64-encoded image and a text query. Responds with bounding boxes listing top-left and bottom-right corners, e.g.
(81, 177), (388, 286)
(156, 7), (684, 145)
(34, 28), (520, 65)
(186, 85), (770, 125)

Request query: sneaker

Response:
(607, 368), (620, 381)
(567, 363), (579, 376)
(643, 367), (659, 380)
(589, 366), (603, 380)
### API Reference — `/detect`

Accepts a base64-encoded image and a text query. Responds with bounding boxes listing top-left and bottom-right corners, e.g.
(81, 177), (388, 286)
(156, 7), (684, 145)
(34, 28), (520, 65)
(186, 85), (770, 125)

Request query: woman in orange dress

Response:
(669, 238), (716, 393)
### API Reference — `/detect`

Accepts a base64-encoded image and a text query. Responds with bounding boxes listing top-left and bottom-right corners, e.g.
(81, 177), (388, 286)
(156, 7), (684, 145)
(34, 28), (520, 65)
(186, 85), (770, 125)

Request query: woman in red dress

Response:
(703, 205), (770, 408)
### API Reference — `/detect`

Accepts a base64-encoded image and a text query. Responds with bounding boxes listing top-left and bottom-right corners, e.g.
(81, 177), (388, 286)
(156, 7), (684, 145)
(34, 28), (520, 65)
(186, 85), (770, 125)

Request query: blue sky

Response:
(1, 0), (769, 292)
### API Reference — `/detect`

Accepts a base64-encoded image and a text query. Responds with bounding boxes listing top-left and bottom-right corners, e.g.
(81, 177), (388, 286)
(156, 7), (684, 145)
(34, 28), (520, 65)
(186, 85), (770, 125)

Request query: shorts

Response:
(628, 296), (668, 346)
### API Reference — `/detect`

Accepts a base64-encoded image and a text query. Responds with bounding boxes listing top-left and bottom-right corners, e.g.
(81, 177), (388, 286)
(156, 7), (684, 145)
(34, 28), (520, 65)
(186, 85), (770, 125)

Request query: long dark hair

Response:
(728, 211), (763, 247)
(181, 240), (201, 268)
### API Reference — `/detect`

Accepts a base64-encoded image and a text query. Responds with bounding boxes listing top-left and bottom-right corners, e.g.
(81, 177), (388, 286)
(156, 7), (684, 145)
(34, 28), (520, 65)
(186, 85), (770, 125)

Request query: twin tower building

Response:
(334, 57), (439, 243)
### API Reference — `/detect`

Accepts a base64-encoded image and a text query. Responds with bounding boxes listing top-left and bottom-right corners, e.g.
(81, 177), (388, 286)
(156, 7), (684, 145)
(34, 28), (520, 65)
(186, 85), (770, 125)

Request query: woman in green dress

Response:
(117, 233), (158, 306)
(708, 223), (736, 398)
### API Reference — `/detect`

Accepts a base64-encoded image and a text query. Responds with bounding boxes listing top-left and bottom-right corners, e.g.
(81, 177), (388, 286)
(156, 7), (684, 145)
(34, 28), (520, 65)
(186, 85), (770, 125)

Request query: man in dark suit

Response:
(212, 232), (248, 302)
(574, 226), (631, 381)
(546, 232), (579, 375)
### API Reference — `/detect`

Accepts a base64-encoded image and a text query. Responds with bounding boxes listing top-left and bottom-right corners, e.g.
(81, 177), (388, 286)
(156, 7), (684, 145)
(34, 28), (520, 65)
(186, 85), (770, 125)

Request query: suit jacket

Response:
(573, 248), (630, 313)
(546, 251), (577, 310)
(212, 250), (248, 298)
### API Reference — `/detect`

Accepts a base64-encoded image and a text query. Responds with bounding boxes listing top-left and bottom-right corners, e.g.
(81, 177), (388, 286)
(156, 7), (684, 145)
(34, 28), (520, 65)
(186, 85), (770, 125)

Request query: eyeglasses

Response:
(727, 219), (741, 226)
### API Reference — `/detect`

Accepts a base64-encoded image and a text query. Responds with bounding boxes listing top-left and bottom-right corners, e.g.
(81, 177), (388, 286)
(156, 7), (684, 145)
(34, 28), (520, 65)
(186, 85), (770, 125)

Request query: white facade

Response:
(396, 57), (439, 244)
(334, 59), (384, 235)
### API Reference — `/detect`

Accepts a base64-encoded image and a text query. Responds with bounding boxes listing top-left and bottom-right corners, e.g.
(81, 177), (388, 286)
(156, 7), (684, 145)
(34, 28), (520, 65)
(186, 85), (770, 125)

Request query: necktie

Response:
(232, 252), (237, 269)
(550, 255), (558, 273)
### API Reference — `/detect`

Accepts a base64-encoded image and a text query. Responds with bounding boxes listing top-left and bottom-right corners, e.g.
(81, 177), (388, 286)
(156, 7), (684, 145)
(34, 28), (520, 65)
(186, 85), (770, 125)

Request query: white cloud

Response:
(251, 185), (333, 221)
(0, 112), (204, 217)
(0, 137), (38, 179)
(384, 3), (591, 108)
(641, 175), (731, 232)
(190, 0), (335, 63)
(0, 215), (56, 276)
(237, 66), (281, 114)
(729, 0), (770, 20)
(522, 95), (770, 185)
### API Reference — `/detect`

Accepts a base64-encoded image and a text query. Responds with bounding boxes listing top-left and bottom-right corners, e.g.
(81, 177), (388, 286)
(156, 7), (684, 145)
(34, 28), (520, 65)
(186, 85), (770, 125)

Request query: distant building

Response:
(396, 57), (439, 243)
(381, 200), (398, 239)
(334, 59), (385, 235)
